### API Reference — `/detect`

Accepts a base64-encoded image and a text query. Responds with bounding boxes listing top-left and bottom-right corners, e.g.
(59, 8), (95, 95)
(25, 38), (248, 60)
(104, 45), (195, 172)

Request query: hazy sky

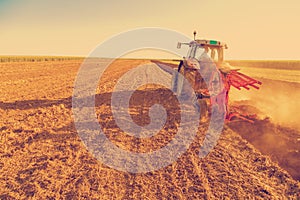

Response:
(1, 0), (299, 59)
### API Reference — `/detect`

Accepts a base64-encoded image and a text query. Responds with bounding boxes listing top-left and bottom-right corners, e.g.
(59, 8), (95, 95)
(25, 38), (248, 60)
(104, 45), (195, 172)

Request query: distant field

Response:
(227, 60), (300, 71)
(225, 60), (300, 84)
(1, 56), (299, 70)
(1, 56), (299, 83)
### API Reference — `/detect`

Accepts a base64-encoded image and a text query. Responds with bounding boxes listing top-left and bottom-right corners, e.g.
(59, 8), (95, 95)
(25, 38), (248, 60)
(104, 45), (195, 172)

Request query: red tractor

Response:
(152, 32), (262, 122)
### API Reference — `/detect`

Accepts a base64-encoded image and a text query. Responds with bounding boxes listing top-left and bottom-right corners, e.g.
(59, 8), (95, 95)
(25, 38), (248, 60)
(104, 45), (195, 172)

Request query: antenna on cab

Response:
(193, 31), (197, 41)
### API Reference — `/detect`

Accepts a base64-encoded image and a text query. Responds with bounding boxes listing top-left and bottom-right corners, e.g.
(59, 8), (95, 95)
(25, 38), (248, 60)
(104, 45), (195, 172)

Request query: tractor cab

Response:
(177, 39), (228, 64)
(175, 38), (228, 96)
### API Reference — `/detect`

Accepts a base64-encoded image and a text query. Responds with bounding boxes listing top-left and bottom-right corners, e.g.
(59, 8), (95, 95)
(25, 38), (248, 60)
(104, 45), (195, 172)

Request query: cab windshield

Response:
(186, 44), (206, 60)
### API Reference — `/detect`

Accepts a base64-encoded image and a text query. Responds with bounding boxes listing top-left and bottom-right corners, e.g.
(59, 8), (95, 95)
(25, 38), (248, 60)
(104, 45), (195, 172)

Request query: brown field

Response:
(0, 59), (299, 199)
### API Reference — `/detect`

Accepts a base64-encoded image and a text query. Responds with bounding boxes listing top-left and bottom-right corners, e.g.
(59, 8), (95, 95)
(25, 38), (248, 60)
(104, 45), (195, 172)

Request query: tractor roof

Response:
(192, 39), (228, 49)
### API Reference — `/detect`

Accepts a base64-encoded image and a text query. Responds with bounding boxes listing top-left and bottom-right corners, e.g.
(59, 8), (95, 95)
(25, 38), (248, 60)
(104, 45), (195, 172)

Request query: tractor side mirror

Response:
(177, 42), (182, 49)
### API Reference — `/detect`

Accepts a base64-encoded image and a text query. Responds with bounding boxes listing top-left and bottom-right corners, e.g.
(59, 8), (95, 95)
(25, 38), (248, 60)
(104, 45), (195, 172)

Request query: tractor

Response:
(152, 31), (262, 122)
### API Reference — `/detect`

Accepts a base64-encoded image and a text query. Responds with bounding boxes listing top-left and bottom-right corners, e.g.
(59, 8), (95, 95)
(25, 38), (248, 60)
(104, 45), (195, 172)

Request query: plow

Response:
(152, 31), (262, 123)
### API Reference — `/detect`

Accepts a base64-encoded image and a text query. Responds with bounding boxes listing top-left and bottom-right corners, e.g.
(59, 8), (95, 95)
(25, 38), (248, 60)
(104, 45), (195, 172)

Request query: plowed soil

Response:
(0, 59), (299, 199)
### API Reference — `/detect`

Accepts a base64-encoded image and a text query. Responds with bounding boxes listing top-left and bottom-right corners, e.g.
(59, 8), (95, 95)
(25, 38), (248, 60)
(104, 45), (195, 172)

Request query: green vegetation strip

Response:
(0, 56), (84, 62)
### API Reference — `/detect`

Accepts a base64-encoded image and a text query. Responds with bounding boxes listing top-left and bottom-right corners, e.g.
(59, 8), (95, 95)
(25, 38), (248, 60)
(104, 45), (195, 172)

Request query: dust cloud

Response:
(230, 78), (300, 130)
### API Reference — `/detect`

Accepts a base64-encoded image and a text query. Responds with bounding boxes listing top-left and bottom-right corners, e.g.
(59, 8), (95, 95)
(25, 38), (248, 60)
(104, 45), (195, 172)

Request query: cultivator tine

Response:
(228, 71), (261, 91)
(248, 83), (261, 89)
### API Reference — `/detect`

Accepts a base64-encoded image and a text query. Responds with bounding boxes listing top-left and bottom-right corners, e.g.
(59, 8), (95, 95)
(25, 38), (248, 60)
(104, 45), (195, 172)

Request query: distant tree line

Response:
(0, 56), (84, 62)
